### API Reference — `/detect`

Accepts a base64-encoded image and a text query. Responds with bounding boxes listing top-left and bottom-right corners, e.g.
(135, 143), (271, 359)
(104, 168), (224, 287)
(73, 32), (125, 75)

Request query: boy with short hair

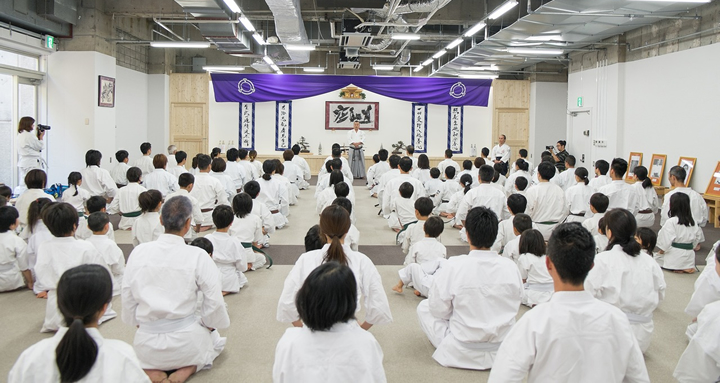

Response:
(588, 159), (610, 192)
(0, 206), (31, 291)
(492, 194), (527, 253)
(582, 193), (609, 234)
(244, 180), (274, 247)
(502, 213), (534, 263)
(437, 166), (461, 215)
(376, 154), (401, 205)
(86, 211), (125, 296)
(205, 205), (248, 295)
(597, 158), (639, 214)
(190, 154), (230, 226)
(594, 217), (609, 254)
(166, 173), (204, 241)
(111, 150), (131, 187)
(404, 216), (446, 265)
(132, 142), (154, 176)
(388, 182), (416, 232)
(169, 150), (188, 178)
(76, 195), (116, 240)
(370, 149), (390, 197)
(425, 168), (444, 205)
(553, 155), (577, 191)
(438, 149), (460, 181)
(108, 167), (147, 230)
(509, 149), (533, 177)
(456, 165), (507, 226)
(526, 162), (568, 240)
(513, 176), (529, 196)
(366, 154), (381, 191)
(394, 216), (447, 297)
(401, 197), (437, 253)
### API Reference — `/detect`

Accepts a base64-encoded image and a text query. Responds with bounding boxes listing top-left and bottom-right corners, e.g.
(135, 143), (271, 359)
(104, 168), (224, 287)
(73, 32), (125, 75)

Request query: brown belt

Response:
(638, 209), (653, 214)
(270, 210), (280, 214)
(201, 208), (213, 213)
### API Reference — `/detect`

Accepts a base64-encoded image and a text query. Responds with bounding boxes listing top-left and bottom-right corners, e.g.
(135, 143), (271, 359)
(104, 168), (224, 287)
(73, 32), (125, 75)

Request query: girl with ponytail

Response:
(61, 172), (91, 215)
(656, 192), (704, 273)
(504, 158), (531, 197)
(632, 166), (660, 228)
(564, 167), (593, 223)
(277, 205), (392, 331)
(585, 208), (666, 353)
(256, 159), (289, 230)
(9, 264), (148, 382)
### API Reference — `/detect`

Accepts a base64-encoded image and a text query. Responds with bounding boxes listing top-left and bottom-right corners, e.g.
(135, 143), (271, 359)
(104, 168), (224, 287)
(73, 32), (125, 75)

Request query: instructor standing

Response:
(491, 134), (511, 176)
(16, 116), (45, 193)
(347, 121), (366, 179)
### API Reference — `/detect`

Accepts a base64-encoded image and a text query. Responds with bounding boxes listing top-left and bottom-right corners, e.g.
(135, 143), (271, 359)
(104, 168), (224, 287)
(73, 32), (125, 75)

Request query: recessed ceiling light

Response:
(203, 65), (245, 72)
(373, 65), (395, 70)
(239, 15), (255, 32)
(459, 74), (498, 79)
(252, 33), (265, 45)
(421, 58), (433, 66)
(222, 0), (241, 13)
(285, 45), (316, 51)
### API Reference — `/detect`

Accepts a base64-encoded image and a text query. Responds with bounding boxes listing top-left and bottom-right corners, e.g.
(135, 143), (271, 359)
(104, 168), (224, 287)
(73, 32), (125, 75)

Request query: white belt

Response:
(625, 312), (652, 324)
(0, 262), (18, 272)
(139, 315), (197, 334)
(460, 341), (502, 351)
(525, 282), (554, 292)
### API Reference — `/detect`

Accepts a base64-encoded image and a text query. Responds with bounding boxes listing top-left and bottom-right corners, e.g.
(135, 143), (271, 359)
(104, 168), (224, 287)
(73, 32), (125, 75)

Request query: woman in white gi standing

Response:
(633, 166), (659, 228)
(16, 116), (45, 194)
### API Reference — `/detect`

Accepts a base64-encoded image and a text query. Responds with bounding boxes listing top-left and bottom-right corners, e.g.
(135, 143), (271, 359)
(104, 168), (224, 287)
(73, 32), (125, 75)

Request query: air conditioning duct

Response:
(36, 0), (78, 25)
(264, 0), (310, 64)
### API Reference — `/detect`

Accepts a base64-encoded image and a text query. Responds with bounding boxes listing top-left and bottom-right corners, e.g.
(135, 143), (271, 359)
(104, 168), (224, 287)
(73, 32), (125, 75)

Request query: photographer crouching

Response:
(16, 116), (50, 193)
(547, 140), (569, 172)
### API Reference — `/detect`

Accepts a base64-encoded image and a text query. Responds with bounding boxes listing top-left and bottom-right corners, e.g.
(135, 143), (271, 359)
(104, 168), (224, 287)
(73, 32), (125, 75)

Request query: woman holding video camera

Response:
(16, 116), (46, 192)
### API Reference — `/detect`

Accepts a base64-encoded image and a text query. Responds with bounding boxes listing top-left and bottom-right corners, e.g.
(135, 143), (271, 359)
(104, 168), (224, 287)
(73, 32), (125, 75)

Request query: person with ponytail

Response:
(656, 192), (705, 273)
(277, 204), (392, 331)
(24, 199), (54, 294)
(442, 173), (473, 220)
(256, 159), (289, 230)
(585, 208), (666, 353)
(504, 158), (531, 197)
(632, 166), (659, 228)
(15, 169), (54, 238)
(564, 167), (593, 223)
(9, 265), (149, 382)
(61, 172), (91, 215)
(131, 190), (163, 246)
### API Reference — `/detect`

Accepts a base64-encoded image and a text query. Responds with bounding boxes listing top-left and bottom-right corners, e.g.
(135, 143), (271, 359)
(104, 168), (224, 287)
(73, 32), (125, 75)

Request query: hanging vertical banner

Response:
(411, 103), (428, 154)
(447, 105), (463, 153)
(239, 102), (255, 149)
(275, 101), (292, 151)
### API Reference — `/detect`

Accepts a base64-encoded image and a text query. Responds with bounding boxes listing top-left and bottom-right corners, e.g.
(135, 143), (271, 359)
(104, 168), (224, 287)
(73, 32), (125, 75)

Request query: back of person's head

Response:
(418, 154), (430, 170)
(28, 199), (53, 233)
(0, 206), (19, 233)
(575, 167), (590, 185)
(565, 155), (576, 168)
(85, 150), (102, 167)
(191, 155), (199, 170)
(462, 160), (472, 171)
(168, 145), (176, 155)
(636, 227), (657, 254)
(161, 196), (193, 233)
(478, 164), (494, 183)
(283, 149), (294, 161)
(239, 148), (249, 160)
(610, 158), (628, 179)
(153, 154), (168, 169)
(334, 182), (350, 198)
(512, 213), (533, 234)
(378, 149), (389, 161)
(25, 169), (47, 189)
(537, 161), (556, 181)
(406, 145), (415, 155)
(399, 157), (413, 172)
(444, 149), (453, 158)
(0, 185), (11, 199)
(423, 216), (444, 238)
(329, 169), (344, 187)
(330, 158), (342, 171)
(465, 207), (498, 248)
(272, 160), (282, 175)
(590, 193), (609, 213)
(87, 212), (109, 233)
(604, 209), (641, 256)
(332, 143), (341, 150)
(430, 167), (440, 179)
(492, 170), (501, 183)
(126, 167), (142, 183)
(515, 176), (528, 191)
(140, 142), (151, 155)
(444, 166), (456, 180)
(547, 222), (595, 285)
(138, 190), (162, 213)
(175, 150), (187, 165)
(541, 154), (554, 164)
(296, 261), (357, 332)
(414, 197), (434, 217)
(212, 205), (234, 230)
(460, 174), (473, 194)
(668, 165), (687, 184)
(493, 163), (504, 175)
(211, 158), (227, 173)
(178, 173), (194, 188)
(249, 149), (258, 160)
(481, 147), (490, 157)
(244, 180), (261, 198)
(115, 150), (129, 163)
(232, 193), (253, 219)
(372, 154), (380, 164)
(507, 194), (527, 215)
(324, 160), (334, 173)
(291, 144), (301, 155)
(332, 147), (342, 158)
(595, 159), (610, 175)
(597, 217), (607, 235)
(519, 149), (528, 158)
(226, 148), (239, 162)
(320, 205), (352, 266)
(634, 166), (652, 189)
(332, 197), (353, 216)
(211, 147), (222, 158)
(261, 159), (275, 181)
(43, 203), (79, 237)
(190, 237), (213, 256)
(198, 154), (212, 171)
(669, 192), (695, 226)
(515, 158), (529, 172)
(389, 155), (401, 169)
(55, 264), (113, 383)
(86, 196), (107, 215)
(519, 229), (546, 257)
(304, 224), (325, 252)
(0, 195), (6, 207)
(399, 182), (414, 199)
(68, 172), (82, 196)
(474, 157), (485, 168)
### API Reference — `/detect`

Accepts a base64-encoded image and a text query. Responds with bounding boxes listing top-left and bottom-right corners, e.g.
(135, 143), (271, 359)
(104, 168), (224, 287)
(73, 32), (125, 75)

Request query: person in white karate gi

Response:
(488, 222), (650, 383)
(412, 154), (432, 184)
(0, 206), (31, 292)
(400, 197), (438, 255)
(22, 199), (54, 294)
(15, 116), (46, 194)
(660, 165), (709, 228)
(491, 134), (512, 176)
(108, 167), (147, 230)
(508, 149), (533, 178)
(597, 158), (639, 215)
(456, 165), (507, 227)
(347, 121), (367, 178)
(122, 195), (230, 383)
(381, 157), (426, 218)
(656, 192), (705, 273)
(553, 155), (577, 191)
(132, 142), (155, 177)
(684, 241), (720, 340)
(281, 150), (301, 199)
(505, 159), (532, 197)
(516, 229), (554, 307)
(205, 205), (248, 294)
(585, 209), (666, 353)
(402, 216), (446, 266)
(86, 212), (125, 297)
(319, 147), (354, 182)
(526, 161), (569, 240)
(290, 145), (311, 190)
(277, 204), (392, 330)
(369, 149), (391, 196)
(110, 150), (131, 188)
(437, 149), (461, 181)
(190, 154), (229, 227)
(588, 159), (611, 192)
(224, 148), (247, 193)
(80, 149), (118, 202)
(632, 166), (659, 228)
(417, 206), (523, 370)
(564, 167), (593, 223)
(14, 169), (54, 238)
(273, 262), (386, 383)
(131, 190), (164, 247)
(9, 264), (149, 383)
(168, 151), (188, 179)
(257, 160), (289, 229)
(142, 154), (179, 198)
(582, 193), (608, 235)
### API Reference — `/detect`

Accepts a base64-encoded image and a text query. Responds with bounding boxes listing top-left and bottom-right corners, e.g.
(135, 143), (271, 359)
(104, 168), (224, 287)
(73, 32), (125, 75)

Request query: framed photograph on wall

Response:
(626, 152), (643, 181)
(649, 154), (667, 186)
(325, 101), (379, 130)
(678, 157), (697, 187)
(705, 161), (720, 197)
(98, 76), (115, 107)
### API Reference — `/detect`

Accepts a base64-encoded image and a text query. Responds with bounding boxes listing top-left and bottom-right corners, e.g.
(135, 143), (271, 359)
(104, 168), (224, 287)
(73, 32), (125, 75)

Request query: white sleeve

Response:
(456, 193), (471, 221)
(121, 255), (139, 327)
(487, 318), (535, 383)
(501, 146), (510, 163)
(428, 264), (453, 320)
(102, 170), (119, 198)
(196, 254), (230, 329)
(656, 222), (675, 252)
(359, 258), (393, 325)
(673, 336), (720, 383)
(233, 241), (248, 273)
(277, 261), (303, 322)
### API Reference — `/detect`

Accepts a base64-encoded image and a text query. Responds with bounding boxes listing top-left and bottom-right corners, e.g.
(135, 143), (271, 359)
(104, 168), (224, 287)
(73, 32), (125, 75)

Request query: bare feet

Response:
(144, 369), (168, 383)
(167, 366), (197, 383)
(393, 228), (401, 233)
(392, 281), (404, 294)
(447, 213), (455, 219)
(452, 224), (463, 230)
(36, 291), (47, 299)
(247, 263), (254, 270)
(413, 290), (421, 297)
(222, 291), (230, 296)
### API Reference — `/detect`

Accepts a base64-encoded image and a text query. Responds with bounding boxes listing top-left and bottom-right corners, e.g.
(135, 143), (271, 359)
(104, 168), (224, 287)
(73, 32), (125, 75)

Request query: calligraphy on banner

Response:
(239, 103), (255, 149)
(275, 101), (292, 151)
(411, 103), (427, 153)
(447, 106), (463, 153)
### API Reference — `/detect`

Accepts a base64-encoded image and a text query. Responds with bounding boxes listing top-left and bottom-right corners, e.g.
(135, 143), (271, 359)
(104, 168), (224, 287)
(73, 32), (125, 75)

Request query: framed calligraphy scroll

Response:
(275, 101), (292, 151)
(411, 103), (428, 154)
(239, 102), (255, 150)
(325, 101), (379, 130)
(447, 105), (463, 153)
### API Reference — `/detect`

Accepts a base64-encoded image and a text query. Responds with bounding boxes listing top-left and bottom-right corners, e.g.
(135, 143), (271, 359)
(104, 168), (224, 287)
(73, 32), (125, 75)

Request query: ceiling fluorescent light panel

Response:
(432, 50), (447, 59)
(203, 66), (245, 72)
(285, 45), (316, 51)
(223, 0), (241, 13)
(488, 0), (518, 20)
(463, 22), (486, 37)
(239, 15), (255, 32)
(253, 33), (265, 45)
(460, 74), (498, 79)
(373, 65), (395, 70)
(150, 41), (211, 48)
(446, 38), (463, 50)
(263, 56), (274, 65)
(303, 67), (325, 72)
(421, 58), (434, 66)
(507, 47), (563, 55)
(413, 66), (423, 72)
(392, 33), (421, 40)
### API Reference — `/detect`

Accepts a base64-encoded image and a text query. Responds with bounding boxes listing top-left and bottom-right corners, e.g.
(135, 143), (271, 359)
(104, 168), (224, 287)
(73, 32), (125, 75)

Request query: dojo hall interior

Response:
(2, 0), (720, 382)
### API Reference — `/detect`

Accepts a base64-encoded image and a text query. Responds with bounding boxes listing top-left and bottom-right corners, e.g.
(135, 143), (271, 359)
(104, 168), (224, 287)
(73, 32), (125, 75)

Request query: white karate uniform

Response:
(491, 143), (511, 164)
(132, 155), (154, 177)
(316, 187), (356, 223)
(277, 244), (392, 326)
(206, 232), (248, 292)
(166, 189), (204, 240)
(108, 182), (147, 230)
(526, 181), (569, 240)
(502, 237), (521, 263)
(24, 222), (52, 293)
(456, 183), (507, 222)
(531, 166), (558, 185)
(61, 186), (91, 213)
(437, 158), (460, 180)
(75, 216), (115, 242)
(508, 159), (533, 177)
(210, 172), (236, 202)
(8, 327), (150, 383)
(347, 224), (360, 252)
(111, 162), (130, 186)
(168, 165), (187, 179)
(685, 242), (720, 332)
(381, 173), (426, 217)
(597, 180), (640, 215)
(660, 187), (709, 227)
(229, 214), (266, 267)
(273, 321), (386, 383)
(35, 236), (113, 332)
(0, 231), (27, 292)
(504, 170), (531, 197)
(131, 212), (163, 246)
(252, 200), (275, 236)
(565, 182), (593, 223)
(633, 183), (659, 228)
(15, 189), (54, 235)
(674, 299), (720, 382)
(388, 198), (416, 230)
(282, 161), (302, 193)
(404, 237), (446, 265)
(585, 245), (666, 352)
(492, 218), (517, 254)
(142, 169), (179, 198)
(319, 156), (354, 182)
(366, 163), (379, 189)
(588, 174), (611, 192)
(239, 160), (259, 181)
(443, 189), (464, 216)
(553, 168), (576, 191)
(189, 173), (229, 226)
(166, 154), (177, 168)
(273, 174), (296, 210)
(400, 219), (441, 255)
(291, 155), (311, 189)
(516, 253), (553, 306)
(413, 168), (431, 184)
(376, 168), (399, 205)
(488, 291), (650, 383)
(595, 234), (609, 254)
(582, 211), (605, 234)
(80, 165), (118, 199)
(424, 178), (444, 198)
(437, 179), (462, 214)
(417, 250), (523, 370)
(494, 174), (507, 188)
(398, 258), (447, 298)
(225, 161), (247, 191)
(87, 235), (126, 296)
(257, 177), (289, 229)
(656, 217), (704, 270)
(122, 234), (230, 371)
(369, 161), (391, 194)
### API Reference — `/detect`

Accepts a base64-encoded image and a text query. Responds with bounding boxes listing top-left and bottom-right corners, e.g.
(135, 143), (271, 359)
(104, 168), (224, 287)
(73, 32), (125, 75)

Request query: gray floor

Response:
(1, 180), (717, 382)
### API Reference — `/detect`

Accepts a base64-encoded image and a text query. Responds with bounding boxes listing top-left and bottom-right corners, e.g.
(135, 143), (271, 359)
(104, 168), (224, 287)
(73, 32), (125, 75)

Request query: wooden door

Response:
(170, 74), (209, 162)
(492, 80), (530, 163)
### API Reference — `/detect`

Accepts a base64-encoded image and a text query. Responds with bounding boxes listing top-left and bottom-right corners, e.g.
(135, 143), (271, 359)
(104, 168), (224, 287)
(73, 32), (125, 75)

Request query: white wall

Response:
(209, 83), (493, 157)
(530, 81), (568, 163)
(147, 74), (169, 153)
(115, 66), (148, 160)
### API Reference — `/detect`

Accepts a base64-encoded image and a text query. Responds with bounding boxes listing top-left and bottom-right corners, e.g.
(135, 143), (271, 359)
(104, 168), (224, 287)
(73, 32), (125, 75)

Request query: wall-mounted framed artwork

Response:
(649, 154), (667, 186)
(325, 101), (379, 130)
(678, 157), (697, 187)
(98, 76), (115, 107)
(705, 161), (720, 197)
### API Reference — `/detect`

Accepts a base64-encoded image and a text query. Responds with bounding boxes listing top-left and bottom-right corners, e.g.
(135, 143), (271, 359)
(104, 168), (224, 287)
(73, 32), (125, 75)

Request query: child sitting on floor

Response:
(0, 206), (31, 292)
(492, 194), (527, 254)
(400, 197), (436, 253)
(76, 196), (115, 241)
(229, 193), (266, 270)
(636, 227), (657, 258)
(206, 205), (248, 295)
(86, 212), (125, 297)
(131, 190), (163, 246)
(516, 229), (553, 307)
(332, 197), (360, 252)
(501, 213), (534, 263)
(388, 182), (416, 232)
(403, 216), (446, 265)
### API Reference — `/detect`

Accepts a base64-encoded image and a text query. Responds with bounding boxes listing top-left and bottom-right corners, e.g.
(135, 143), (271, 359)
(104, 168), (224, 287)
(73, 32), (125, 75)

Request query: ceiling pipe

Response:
(628, 25), (720, 51)
(525, 1), (701, 20)
(153, 17), (185, 41)
(152, 29), (176, 41)
(154, 19), (241, 24)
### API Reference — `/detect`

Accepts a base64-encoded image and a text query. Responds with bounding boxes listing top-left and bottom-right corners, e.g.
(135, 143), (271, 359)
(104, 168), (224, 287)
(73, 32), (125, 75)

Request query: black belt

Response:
(569, 212), (585, 217)
(638, 209), (653, 214)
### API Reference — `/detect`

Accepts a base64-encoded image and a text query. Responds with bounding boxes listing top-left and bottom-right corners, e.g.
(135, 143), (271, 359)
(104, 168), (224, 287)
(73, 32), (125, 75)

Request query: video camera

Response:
(37, 124), (51, 132)
(545, 145), (554, 150)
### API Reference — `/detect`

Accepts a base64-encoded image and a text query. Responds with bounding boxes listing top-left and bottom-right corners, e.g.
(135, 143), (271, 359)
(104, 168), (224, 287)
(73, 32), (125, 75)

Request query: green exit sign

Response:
(577, 97), (583, 107)
(45, 35), (55, 49)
